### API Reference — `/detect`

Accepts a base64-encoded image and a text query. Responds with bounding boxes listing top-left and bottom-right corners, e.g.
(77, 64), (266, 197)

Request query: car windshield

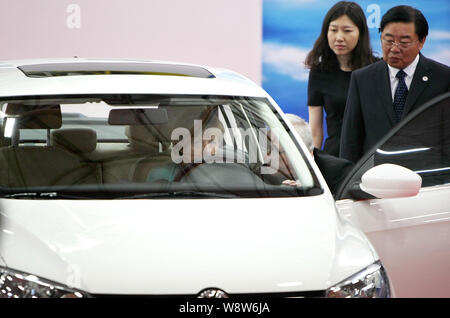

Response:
(0, 94), (321, 199)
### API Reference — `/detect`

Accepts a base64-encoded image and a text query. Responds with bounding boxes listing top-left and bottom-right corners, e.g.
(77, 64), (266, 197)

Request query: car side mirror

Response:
(359, 163), (422, 199)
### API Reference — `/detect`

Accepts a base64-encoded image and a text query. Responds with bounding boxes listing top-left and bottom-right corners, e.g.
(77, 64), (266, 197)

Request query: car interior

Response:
(0, 96), (321, 197)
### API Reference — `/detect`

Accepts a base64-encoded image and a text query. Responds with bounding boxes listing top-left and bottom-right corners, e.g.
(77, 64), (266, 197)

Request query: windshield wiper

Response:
(1, 192), (90, 199)
(117, 191), (239, 199)
(1, 190), (239, 200)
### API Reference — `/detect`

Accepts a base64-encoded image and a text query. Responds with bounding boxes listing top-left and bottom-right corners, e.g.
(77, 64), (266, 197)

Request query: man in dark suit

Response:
(340, 5), (450, 163)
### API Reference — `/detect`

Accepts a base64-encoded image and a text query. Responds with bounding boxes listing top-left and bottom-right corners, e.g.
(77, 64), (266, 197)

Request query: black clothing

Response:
(308, 69), (352, 157)
(313, 148), (354, 197)
(340, 54), (450, 163)
(393, 69), (408, 122)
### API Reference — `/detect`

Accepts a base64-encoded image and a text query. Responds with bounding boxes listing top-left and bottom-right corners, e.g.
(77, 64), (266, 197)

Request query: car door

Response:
(335, 92), (450, 297)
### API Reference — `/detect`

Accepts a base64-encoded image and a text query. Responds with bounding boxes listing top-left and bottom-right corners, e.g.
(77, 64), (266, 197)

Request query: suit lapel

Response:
(374, 61), (396, 126)
(403, 54), (430, 117)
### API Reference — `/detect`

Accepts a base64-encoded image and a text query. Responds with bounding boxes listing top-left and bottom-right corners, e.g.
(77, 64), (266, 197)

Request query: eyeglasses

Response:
(381, 38), (419, 49)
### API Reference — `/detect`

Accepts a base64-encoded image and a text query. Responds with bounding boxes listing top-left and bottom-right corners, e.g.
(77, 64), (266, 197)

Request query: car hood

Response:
(0, 196), (377, 295)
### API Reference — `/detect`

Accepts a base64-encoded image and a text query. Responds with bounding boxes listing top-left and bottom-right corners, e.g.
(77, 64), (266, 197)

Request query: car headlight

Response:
(325, 261), (391, 298)
(0, 267), (90, 298)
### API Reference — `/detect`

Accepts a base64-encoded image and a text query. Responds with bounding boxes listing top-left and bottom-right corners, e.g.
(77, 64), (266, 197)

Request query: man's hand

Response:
(282, 179), (302, 186)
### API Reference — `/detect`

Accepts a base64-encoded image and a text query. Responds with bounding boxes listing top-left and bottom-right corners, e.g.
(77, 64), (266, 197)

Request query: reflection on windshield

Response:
(0, 95), (321, 198)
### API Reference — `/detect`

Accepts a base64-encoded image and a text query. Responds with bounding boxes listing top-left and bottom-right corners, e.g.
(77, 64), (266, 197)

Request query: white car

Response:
(0, 58), (391, 298)
(335, 91), (450, 298)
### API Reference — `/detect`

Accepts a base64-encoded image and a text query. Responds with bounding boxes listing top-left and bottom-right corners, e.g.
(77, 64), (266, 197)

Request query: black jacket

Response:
(340, 54), (450, 163)
(313, 148), (354, 196)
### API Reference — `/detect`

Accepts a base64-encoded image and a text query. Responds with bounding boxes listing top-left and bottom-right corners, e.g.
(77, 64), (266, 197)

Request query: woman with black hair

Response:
(305, 1), (378, 157)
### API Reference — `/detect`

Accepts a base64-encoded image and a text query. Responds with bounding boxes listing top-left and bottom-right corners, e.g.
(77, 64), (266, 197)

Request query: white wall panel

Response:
(0, 0), (262, 83)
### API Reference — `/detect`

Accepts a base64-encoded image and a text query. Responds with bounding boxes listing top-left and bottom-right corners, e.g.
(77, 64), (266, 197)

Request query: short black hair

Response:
(379, 5), (428, 41)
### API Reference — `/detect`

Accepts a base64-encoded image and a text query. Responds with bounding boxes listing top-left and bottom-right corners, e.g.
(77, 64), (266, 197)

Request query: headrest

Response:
(124, 107), (224, 151)
(51, 128), (97, 153)
(6, 103), (62, 129)
(125, 125), (168, 152)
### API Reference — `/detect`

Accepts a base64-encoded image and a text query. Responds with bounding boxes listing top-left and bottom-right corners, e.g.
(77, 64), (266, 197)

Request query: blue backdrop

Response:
(263, 0), (450, 139)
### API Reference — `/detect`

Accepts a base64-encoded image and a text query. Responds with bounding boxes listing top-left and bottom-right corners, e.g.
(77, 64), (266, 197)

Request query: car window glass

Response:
(374, 96), (450, 187)
(338, 94), (450, 199)
(0, 95), (322, 199)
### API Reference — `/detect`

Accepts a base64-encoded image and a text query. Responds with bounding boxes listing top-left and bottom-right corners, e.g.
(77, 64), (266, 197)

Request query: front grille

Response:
(91, 290), (325, 298)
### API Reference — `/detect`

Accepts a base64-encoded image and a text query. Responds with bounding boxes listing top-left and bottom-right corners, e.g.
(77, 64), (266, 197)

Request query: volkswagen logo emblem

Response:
(197, 288), (229, 298)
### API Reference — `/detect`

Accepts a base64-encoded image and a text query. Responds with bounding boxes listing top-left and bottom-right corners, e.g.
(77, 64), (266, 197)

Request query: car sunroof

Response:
(18, 62), (215, 79)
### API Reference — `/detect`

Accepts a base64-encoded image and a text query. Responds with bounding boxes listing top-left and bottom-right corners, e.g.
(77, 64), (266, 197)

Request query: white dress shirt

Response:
(387, 53), (420, 102)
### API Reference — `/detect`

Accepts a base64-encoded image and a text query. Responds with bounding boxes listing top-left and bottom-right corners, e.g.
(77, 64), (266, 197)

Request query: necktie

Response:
(393, 69), (408, 122)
